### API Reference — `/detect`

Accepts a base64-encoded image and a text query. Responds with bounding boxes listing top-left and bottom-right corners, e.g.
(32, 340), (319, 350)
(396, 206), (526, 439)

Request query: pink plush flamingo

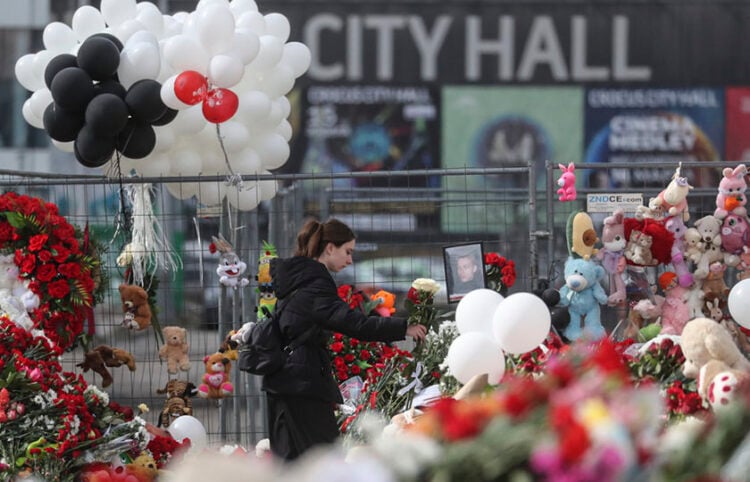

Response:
(557, 162), (577, 201)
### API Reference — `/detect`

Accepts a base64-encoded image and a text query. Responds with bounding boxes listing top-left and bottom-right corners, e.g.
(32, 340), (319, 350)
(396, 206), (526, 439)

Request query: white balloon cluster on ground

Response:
(447, 289), (552, 385)
(14, 0), (311, 211)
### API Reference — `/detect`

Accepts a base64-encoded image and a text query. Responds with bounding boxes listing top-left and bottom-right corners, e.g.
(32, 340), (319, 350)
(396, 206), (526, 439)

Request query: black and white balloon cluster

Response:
(14, 0), (312, 211)
(36, 34), (176, 167)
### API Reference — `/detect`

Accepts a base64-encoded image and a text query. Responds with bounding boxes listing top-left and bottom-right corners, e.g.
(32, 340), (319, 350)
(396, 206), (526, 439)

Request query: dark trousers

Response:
(266, 392), (339, 461)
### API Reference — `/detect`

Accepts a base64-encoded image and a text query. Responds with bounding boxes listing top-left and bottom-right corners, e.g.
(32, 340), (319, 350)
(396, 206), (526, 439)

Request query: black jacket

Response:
(264, 256), (408, 402)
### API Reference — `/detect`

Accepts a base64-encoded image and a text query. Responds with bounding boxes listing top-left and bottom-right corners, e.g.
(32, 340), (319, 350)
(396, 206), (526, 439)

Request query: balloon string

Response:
(111, 152), (132, 246)
(215, 123), (243, 188)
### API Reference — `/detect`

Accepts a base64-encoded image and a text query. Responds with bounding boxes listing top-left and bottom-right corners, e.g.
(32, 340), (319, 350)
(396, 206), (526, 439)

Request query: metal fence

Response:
(0, 159), (739, 446)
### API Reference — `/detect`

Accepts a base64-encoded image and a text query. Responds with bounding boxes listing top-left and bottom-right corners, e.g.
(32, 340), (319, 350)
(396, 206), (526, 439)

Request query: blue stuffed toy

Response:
(558, 257), (608, 340)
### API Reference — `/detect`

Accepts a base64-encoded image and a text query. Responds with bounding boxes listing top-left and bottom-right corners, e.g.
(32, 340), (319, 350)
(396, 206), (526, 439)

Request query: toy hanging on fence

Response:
(256, 241), (278, 320)
(210, 234), (249, 289)
(556, 162), (577, 202)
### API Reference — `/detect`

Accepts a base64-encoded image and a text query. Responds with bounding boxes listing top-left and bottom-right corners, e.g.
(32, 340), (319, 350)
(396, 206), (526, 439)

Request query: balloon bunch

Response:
(14, 0), (312, 210)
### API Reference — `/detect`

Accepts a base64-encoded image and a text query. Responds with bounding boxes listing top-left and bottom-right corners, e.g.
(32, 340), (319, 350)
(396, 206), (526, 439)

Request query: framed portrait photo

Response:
(443, 242), (486, 303)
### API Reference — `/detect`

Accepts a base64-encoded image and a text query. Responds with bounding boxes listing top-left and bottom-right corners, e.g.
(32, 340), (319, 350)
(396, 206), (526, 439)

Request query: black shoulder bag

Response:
(238, 290), (318, 375)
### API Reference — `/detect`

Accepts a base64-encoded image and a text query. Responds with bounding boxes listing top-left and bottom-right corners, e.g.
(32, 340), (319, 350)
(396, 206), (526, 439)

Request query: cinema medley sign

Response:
(278, 4), (746, 85)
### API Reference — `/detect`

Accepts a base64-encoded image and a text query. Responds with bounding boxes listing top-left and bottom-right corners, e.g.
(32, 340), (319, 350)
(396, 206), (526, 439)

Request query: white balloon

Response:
(251, 35), (283, 70)
(113, 19), (147, 44)
(126, 30), (159, 49)
(492, 293), (551, 355)
(729, 278), (750, 329)
(152, 125), (177, 154)
(160, 75), (190, 110)
(162, 14), (183, 38)
(257, 64), (294, 97)
(31, 50), (54, 86)
(135, 155), (171, 177)
(233, 148), (262, 174)
(265, 100), (285, 127)
(456, 289), (505, 336)
(263, 13), (290, 42)
(208, 54), (245, 88)
(29, 88), (53, 120)
(136, 2), (165, 38)
(100, 0), (138, 28)
(197, 0), (230, 9)
(196, 181), (226, 206)
(170, 149), (203, 176)
(118, 41), (161, 88)
(228, 29), (260, 65)
(43, 22), (78, 53)
(446, 332), (505, 385)
(255, 133), (290, 170)
(230, 0), (259, 16)
(21, 99), (43, 129)
(238, 91), (271, 122)
(14, 54), (41, 91)
(218, 121), (250, 152)
(163, 34), (210, 73)
(172, 105), (207, 134)
(258, 170), (278, 201)
(225, 182), (260, 211)
(165, 181), (199, 200)
(195, 4), (236, 56)
(168, 415), (208, 451)
(276, 95), (291, 119)
(276, 119), (292, 141)
(236, 11), (266, 35)
(52, 139), (74, 153)
(72, 6), (106, 42)
(281, 42), (312, 78)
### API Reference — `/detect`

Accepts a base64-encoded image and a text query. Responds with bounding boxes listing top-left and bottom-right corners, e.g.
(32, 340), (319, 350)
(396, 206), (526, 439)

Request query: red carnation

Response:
(47, 279), (71, 298)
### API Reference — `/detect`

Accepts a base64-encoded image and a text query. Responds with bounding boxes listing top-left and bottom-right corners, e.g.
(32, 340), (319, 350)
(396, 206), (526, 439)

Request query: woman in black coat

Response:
(263, 218), (427, 461)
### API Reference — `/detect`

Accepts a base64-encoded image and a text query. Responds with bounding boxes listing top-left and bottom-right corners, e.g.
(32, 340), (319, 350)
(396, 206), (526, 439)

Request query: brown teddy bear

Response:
(119, 284), (152, 330)
(76, 345), (136, 388)
(681, 317), (750, 408)
(197, 352), (233, 399)
(159, 326), (190, 374)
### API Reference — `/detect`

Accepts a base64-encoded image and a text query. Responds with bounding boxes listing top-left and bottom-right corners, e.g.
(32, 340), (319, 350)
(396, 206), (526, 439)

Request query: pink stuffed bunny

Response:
(715, 164), (748, 219)
(557, 163), (577, 201)
(597, 209), (627, 305)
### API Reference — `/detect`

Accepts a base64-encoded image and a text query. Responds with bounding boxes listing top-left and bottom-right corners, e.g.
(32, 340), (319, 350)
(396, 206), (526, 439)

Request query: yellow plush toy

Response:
(256, 241), (278, 320)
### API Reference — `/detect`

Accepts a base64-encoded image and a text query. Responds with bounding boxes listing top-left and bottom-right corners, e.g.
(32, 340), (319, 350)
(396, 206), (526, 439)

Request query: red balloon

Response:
(173, 70), (208, 105)
(202, 88), (238, 124)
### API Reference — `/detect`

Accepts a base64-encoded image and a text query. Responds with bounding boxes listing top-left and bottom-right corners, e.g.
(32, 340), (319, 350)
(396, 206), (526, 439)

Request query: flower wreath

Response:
(0, 192), (100, 350)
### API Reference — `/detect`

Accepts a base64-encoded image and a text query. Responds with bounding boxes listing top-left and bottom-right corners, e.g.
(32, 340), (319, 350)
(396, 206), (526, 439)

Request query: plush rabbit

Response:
(597, 209), (627, 305)
(714, 164), (748, 219)
(556, 162), (577, 201)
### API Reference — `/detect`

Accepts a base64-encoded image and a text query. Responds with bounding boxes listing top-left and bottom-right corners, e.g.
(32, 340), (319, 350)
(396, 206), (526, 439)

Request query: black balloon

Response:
(85, 93), (129, 137)
(151, 107), (178, 126)
(50, 67), (95, 114)
(89, 32), (124, 51)
(94, 79), (127, 98)
(125, 79), (167, 123)
(541, 288), (561, 307)
(75, 125), (115, 168)
(550, 306), (570, 332)
(117, 121), (156, 159)
(44, 54), (78, 89)
(77, 36), (121, 81)
(43, 103), (84, 143)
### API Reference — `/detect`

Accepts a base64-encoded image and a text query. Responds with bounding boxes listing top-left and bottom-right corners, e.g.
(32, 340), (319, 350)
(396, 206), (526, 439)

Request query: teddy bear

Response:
(0, 254), (39, 331)
(558, 257), (608, 341)
(658, 272), (690, 336)
(76, 345), (136, 388)
(159, 326), (190, 374)
(702, 261), (730, 303)
(198, 352), (234, 399)
(698, 359), (750, 410)
(683, 227), (705, 264)
(714, 164), (748, 219)
(119, 284), (152, 330)
(680, 317), (750, 388)
(596, 209), (627, 305)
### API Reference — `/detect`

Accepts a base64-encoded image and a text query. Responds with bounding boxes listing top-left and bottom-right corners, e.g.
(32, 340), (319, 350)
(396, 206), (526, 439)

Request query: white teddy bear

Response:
(0, 254), (40, 331)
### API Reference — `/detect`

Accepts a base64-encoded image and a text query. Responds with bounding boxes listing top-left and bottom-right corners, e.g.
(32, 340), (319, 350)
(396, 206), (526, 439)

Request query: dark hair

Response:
(295, 218), (355, 258)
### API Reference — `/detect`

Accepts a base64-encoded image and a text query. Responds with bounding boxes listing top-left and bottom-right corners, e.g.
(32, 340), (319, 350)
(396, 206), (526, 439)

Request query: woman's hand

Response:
(406, 323), (427, 342)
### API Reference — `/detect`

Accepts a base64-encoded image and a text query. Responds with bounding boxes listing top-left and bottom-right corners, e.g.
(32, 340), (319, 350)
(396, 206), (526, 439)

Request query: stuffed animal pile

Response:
(555, 162), (750, 357)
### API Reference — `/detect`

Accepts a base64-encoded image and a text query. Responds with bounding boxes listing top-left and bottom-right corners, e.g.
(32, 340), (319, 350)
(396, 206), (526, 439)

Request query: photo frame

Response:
(443, 242), (486, 303)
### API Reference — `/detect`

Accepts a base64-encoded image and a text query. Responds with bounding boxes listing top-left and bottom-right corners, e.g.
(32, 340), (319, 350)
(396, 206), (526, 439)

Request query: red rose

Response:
(37, 250), (52, 263)
(350, 365), (361, 375)
(344, 353), (355, 362)
(51, 244), (70, 263)
(47, 279), (70, 298)
(334, 356), (345, 367)
(58, 262), (81, 279)
(349, 338), (359, 348)
(0, 223), (12, 241)
(35, 264), (57, 282)
(330, 342), (344, 353)
(407, 287), (419, 303)
(28, 234), (49, 252)
(484, 252), (501, 265)
(19, 254), (37, 275)
(359, 350), (371, 360)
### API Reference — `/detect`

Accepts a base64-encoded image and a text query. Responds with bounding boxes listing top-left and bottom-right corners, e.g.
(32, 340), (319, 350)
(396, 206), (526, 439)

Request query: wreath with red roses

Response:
(0, 192), (101, 350)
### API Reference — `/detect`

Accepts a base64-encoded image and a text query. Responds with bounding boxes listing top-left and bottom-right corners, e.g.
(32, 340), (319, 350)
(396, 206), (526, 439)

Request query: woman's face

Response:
(320, 240), (355, 273)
